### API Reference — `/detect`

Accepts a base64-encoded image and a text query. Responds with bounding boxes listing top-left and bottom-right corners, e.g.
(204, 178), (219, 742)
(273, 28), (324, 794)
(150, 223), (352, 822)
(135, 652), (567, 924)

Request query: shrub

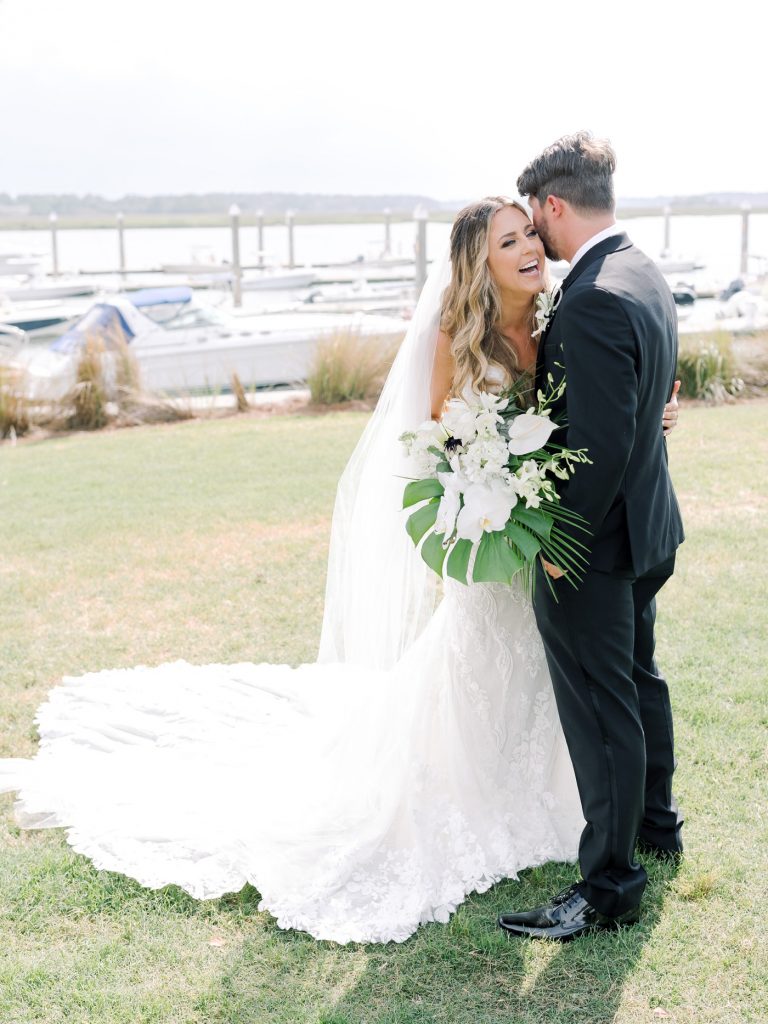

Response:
(108, 335), (189, 425)
(113, 334), (142, 400)
(0, 364), (30, 438)
(306, 329), (403, 405)
(677, 331), (744, 402)
(67, 337), (109, 429)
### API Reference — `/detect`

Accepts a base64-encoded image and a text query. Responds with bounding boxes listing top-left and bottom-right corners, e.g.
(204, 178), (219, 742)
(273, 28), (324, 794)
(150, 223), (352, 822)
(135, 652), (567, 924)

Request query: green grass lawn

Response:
(0, 402), (766, 1024)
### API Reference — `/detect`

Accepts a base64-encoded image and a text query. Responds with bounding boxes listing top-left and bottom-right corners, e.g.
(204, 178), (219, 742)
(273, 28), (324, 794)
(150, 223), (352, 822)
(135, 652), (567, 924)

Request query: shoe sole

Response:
(497, 915), (639, 941)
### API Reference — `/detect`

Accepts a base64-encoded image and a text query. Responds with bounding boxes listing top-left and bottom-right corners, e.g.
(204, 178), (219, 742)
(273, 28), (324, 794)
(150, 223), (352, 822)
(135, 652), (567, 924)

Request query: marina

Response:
(2, 206), (767, 398)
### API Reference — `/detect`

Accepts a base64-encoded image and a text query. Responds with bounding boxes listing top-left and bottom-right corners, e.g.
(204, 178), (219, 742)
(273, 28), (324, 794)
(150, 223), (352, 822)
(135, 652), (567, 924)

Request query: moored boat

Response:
(11, 286), (407, 398)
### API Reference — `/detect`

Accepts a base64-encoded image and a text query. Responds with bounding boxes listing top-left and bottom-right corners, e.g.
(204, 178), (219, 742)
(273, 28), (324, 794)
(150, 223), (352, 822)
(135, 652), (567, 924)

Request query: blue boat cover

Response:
(129, 287), (193, 307)
(51, 304), (135, 352)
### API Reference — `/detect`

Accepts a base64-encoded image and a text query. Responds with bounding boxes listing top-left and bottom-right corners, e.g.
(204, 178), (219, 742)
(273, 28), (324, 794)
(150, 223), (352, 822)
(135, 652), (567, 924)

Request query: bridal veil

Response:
(317, 244), (452, 670)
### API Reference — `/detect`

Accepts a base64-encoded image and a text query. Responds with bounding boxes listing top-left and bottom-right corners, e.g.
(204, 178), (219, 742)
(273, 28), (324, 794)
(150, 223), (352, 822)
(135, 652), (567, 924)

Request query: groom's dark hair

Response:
(517, 131), (616, 213)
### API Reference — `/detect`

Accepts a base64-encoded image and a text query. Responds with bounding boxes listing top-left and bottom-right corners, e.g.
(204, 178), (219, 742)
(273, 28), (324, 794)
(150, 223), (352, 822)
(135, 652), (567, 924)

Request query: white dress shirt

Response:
(569, 223), (624, 271)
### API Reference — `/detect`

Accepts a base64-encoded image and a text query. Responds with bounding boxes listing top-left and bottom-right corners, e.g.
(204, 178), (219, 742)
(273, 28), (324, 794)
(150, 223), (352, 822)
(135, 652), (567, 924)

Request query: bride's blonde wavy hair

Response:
(441, 196), (542, 397)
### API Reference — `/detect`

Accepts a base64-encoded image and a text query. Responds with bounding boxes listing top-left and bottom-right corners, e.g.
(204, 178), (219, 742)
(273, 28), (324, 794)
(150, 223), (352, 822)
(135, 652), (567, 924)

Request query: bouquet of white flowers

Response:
(398, 377), (592, 591)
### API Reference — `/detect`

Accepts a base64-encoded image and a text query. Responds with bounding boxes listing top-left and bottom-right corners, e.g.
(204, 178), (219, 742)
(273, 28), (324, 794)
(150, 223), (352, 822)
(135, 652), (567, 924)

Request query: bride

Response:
(0, 198), (679, 945)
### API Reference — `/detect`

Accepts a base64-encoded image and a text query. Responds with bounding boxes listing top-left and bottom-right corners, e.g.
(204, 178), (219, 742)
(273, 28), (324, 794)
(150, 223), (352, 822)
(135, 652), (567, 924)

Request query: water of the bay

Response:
(1, 214), (766, 287)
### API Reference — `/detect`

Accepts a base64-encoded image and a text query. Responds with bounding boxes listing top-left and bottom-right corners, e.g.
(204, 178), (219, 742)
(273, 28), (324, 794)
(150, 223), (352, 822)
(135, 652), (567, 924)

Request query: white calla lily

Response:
(507, 409), (557, 456)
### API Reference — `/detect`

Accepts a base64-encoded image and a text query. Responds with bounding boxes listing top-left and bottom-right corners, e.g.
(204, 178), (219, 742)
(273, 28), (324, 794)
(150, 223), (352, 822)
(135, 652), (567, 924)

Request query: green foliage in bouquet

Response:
(400, 375), (591, 594)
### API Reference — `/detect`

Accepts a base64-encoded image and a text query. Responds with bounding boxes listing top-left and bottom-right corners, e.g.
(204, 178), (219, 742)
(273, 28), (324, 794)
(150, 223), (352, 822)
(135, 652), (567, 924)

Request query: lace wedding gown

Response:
(0, 374), (583, 945)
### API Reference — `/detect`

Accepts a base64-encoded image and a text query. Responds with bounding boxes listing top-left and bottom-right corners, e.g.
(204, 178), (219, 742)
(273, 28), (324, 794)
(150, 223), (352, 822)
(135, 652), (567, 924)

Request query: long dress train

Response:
(0, 572), (582, 945)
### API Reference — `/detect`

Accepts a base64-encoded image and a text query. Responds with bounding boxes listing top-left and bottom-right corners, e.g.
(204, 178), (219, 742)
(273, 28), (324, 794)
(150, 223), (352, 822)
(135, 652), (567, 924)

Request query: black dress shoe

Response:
(636, 837), (684, 865)
(498, 883), (639, 941)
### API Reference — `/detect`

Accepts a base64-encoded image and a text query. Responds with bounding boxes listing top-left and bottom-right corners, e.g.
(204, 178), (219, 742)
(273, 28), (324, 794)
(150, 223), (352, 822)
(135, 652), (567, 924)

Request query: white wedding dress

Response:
(0, 236), (584, 943)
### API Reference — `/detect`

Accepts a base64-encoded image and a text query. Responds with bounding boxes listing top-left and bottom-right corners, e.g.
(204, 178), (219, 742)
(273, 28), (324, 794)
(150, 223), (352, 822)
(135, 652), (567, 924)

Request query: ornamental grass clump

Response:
(0, 364), (30, 438)
(67, 336), (109, 430)
(677, 330), (744, 402)
(109, 336), (191, 426)
(113, 333), (141, 400)
(307, 329), (403, 405)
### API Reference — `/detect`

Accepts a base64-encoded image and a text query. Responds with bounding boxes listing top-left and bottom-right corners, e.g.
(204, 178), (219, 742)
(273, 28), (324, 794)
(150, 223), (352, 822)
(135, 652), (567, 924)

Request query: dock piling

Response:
(414, 205), (428, 294)
(257, 209), (265, 268)
(740, 203), (750, 276)
(663, 205), (672, 253)
(286, 210), (296, 269)
(229, 204), (242, 307)
(384, 207), (392, 257)
(117, 212), (126, 276)
(49, 212), (59, 276)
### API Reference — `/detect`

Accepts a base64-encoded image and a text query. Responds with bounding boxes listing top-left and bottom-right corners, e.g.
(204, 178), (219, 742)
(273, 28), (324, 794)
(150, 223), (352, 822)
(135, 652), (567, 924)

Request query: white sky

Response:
(0, 0), (762, 200)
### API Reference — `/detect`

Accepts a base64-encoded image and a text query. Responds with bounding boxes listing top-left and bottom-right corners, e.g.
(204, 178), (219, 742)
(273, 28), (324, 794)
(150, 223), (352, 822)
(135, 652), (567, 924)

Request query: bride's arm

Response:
(431, 330), (455, 419)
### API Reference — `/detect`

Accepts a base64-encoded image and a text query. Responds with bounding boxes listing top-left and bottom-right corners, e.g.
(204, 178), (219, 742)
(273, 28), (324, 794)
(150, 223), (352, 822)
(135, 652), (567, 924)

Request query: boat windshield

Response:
(141, 302), (230, 330)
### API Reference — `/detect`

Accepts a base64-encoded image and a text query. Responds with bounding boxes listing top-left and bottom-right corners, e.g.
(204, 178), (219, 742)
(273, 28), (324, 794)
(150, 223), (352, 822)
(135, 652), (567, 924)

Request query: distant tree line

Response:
(0, 191), (765, 218)
(0, 193), (460, 217)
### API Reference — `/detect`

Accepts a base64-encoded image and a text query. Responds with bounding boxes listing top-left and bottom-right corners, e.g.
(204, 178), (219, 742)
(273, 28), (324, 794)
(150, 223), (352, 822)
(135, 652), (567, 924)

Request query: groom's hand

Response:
(541, 559), (565, 580)
(663, 380), (681, 436)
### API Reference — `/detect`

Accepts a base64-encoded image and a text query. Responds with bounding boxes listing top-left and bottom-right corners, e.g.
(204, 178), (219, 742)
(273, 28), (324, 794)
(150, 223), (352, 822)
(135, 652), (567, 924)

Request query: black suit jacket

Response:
(536, 232), (684, 576)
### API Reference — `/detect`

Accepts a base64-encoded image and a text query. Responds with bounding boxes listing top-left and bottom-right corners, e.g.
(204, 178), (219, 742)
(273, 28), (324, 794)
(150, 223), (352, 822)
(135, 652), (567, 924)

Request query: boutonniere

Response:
(532, 284), (562, 338)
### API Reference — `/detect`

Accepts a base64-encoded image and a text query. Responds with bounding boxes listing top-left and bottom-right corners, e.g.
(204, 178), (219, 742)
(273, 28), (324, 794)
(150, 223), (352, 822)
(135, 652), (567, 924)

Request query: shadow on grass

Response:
(2, 831), (679, 1023)
(196, 857), (677, 1024)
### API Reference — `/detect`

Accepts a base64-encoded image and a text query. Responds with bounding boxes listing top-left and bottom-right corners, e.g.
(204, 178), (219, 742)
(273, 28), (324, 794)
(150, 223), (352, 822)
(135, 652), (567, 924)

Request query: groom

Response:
(500, 132), (685, 940)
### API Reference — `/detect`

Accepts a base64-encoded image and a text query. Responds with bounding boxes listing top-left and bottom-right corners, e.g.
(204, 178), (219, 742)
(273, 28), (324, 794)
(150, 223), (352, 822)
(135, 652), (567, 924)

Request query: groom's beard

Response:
(537, 223), (561, 263)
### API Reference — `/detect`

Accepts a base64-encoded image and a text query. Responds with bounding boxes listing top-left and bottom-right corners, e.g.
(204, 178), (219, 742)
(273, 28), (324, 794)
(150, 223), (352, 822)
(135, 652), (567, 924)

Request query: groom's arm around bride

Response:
(499, 132), (685, 941)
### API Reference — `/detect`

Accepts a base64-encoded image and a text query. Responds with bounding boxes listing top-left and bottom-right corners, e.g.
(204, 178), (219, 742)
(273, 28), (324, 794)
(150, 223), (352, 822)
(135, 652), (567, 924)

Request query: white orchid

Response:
(478, 391), (509, 414)
(507, 408), (557, 456)
(507, 459), (549, 509)
(455, 481), (517, 544)
(474, 409), (503, 438)
(532, 284), (562, 338)
(434, 469), (467, 538)
(516, 459), (543, 483)
(466, 391), (508, 437)
(543, 458), (570, 481)
(517, 485), (542, 509)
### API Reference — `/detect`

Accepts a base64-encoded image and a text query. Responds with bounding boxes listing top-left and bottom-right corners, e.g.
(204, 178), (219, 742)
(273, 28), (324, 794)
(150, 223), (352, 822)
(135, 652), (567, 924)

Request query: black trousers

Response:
(533, 556), (682, 917)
